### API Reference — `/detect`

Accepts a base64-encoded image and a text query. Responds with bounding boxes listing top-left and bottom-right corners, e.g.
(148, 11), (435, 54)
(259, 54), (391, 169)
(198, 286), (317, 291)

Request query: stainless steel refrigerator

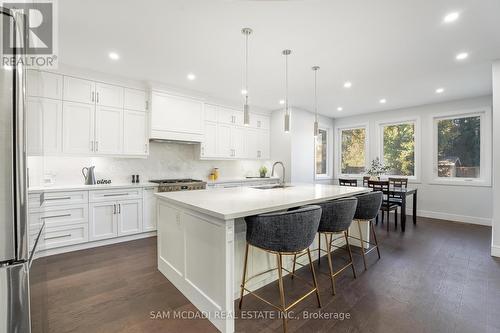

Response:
(1, 7), (46, 333)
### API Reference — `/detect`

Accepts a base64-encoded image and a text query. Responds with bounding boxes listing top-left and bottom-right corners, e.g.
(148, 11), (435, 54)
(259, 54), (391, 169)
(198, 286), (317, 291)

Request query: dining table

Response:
(383, 186), (418, 232)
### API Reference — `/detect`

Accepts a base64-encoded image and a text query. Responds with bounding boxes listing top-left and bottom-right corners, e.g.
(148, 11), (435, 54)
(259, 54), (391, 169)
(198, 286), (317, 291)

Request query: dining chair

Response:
(339, 178), (358, 187)
(367, 180), (399, 231)
(388, 177), (408, 216)
(362, 176), (370, 187)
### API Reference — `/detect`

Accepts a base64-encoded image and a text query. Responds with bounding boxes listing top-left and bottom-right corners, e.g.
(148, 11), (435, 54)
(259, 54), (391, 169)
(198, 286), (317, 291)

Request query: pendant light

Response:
(242, 28), (252, 126)
(282, 49), (291, 132)
(312, 66), (320, 137)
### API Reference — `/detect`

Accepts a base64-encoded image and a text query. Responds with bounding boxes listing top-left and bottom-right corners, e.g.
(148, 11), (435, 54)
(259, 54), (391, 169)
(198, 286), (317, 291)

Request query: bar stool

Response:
(239, 205), (323, 333)
(292, 197), (358, 295)
(349, 192), (383, 270)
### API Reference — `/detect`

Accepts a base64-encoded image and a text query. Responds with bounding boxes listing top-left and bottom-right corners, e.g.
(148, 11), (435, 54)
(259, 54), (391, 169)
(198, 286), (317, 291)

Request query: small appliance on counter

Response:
(150, 179), (207, 192)
(82, 166), (97, 185)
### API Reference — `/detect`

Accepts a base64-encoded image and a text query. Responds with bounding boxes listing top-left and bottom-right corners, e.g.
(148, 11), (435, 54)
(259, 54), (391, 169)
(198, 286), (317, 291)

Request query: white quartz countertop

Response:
(155, 183), (370, 220)
(28, 182), (158, 193)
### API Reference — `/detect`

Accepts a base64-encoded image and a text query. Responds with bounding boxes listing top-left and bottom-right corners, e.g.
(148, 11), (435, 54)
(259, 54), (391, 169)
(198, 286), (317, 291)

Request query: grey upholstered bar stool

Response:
(349, 191), (383, 270)
(239, 205), (322, 333)
(291, 198), (358, 295)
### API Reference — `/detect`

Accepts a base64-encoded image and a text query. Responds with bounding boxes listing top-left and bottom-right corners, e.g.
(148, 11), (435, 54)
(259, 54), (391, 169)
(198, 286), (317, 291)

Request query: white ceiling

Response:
(58, 0), (500, 118)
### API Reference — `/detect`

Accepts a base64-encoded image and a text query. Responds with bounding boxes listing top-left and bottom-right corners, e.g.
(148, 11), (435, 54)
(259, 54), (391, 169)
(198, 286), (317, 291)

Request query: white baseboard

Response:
(405, 209), (491, 226)
(37, 231), (157, 258)
(492, 244), (500, 257)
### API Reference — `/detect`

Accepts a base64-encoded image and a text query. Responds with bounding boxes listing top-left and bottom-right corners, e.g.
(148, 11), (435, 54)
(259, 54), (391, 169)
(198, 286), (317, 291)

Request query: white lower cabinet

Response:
(117, 200), (143, 236)
(143, 187), (157, 232)
(89, 202), (117, 241)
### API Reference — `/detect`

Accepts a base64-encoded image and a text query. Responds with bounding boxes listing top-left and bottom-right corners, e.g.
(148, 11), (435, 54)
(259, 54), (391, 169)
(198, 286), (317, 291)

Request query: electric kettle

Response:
(82, 166), (97, 185)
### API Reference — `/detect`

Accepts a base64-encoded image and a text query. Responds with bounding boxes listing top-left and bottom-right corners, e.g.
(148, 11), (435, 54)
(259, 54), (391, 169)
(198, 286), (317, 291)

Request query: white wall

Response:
(333, 96), (493, 226)
(492, 61), (500, 257)
(28, 142), (273, 186)
(271, 108), (334, 184)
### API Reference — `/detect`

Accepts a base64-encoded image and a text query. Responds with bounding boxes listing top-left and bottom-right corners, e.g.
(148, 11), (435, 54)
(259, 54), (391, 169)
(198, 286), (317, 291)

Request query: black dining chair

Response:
(362, 176), (370, 187)
(368, 180), (399, 231)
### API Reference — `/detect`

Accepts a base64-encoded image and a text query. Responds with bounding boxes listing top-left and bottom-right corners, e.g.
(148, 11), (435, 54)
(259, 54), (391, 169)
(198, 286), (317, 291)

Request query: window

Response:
(340, 127), (367, 175)
(315, 128), (328, 177)
(433, 111), (491, 185)
(381, 121), (416, 176)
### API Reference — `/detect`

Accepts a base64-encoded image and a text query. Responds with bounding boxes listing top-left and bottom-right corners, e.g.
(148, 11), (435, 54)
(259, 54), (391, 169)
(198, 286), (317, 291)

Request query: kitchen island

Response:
(155, 184), (370, 332)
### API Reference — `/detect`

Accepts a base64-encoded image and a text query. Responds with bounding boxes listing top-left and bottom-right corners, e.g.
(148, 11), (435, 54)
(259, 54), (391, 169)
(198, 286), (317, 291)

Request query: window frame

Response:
(335, 123), (369, 179)
(376, 117), (421, 182)
(431, 109), (491, 187)
(314, 124), (332, 180)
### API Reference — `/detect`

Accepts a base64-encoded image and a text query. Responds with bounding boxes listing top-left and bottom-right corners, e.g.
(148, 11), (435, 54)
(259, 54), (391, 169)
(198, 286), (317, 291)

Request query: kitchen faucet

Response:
(271, 161), (286, 185)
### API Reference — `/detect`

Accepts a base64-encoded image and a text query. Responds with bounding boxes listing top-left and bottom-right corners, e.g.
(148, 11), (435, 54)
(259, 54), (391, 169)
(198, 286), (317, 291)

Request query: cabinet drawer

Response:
(30, 204), (88, 228)
(90, 188), (143, 202)
(42, 224), (88, 250)
(41, 191), (88, 207)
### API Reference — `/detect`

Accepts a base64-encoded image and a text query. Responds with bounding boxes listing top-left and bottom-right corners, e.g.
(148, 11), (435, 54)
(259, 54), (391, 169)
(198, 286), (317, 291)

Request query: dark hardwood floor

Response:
(40, 217), (500, 333)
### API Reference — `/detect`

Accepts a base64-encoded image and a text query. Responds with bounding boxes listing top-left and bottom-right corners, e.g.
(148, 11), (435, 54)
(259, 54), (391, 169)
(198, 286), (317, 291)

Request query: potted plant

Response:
(259, 166), (268, 178)
(366, 157), (390, 180)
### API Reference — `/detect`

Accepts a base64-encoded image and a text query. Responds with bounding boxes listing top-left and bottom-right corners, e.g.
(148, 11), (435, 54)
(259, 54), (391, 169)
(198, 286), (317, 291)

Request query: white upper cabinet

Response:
(123, 110), (148, 155)
(218, 107), (244, 126)
(95, 83), (124, 108)
(63, 76), (95, 104)
(251, 114), (270, 130)
(217, 123), (232, 158)
(124, 88), (147, 112)
(150, 91), (204, 142)
(94, 106), (123, 155)
(27, 70), (63, 100)
(26, 98), (63, 155)
(231, 126), (246, 158)
(204, 104), (218, 122)
(62, 101), (95, 154)
(201, 121), (217, 158)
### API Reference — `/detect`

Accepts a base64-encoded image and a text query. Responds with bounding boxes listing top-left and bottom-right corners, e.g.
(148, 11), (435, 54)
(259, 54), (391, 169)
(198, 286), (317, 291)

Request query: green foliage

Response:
(437, 116), (480, 167)
(383, 123), (415, 176)
(259, 166), (268, 175)
(341, 128), (366, 174)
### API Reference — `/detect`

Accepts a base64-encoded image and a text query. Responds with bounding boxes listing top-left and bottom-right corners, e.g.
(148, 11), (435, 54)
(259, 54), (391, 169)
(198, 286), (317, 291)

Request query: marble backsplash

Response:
(27, 142), (273, 187)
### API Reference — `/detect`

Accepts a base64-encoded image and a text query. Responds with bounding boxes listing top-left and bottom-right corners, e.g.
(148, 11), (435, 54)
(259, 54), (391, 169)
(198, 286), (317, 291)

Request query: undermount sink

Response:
(252, 184), (293, 190)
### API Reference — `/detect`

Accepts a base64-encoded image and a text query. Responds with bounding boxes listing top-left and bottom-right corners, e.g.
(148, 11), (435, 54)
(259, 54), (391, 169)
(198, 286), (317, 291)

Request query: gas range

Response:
(149, 178), (207, 192)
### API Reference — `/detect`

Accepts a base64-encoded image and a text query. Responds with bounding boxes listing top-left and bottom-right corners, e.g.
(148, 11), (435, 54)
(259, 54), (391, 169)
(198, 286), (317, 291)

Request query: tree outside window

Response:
(437, 116), (480, 178)
(382, 123), (415, 176)
(315, 129), (327, 176)
(341, 128), (366, 174)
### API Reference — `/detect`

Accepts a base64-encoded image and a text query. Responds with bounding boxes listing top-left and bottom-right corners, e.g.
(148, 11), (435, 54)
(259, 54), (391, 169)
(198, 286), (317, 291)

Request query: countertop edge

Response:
(156, 187), (371, 221)
(28, 182), (158, 193)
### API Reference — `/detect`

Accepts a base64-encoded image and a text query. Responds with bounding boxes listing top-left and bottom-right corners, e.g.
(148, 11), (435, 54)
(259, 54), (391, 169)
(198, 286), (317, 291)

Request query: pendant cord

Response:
(285, 53), (288, 115)
(245, 32), (249, 99)
(314, 69), (318, 122)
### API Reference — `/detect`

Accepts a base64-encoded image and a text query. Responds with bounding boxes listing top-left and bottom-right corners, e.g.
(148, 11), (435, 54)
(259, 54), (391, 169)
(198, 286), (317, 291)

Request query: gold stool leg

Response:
(291, 253), (296, 280)
(239, 243), (249, 310)
(344, 231), (357, 279)
(325, 233), (336, 295)
(356, 220), (368, 271)
(370, 220), (381, 259)
(276, 253), (288, 333)
(307, 248), (322, 307)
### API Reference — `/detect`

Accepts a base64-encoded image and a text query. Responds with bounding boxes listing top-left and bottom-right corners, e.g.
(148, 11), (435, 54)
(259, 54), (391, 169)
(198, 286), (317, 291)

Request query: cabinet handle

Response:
(103, 193), (127, 197)
(95, 141), (99, 152)
(90, 141), (94, 152)
(96, 92), (100, 104)
(91, 91), (95, 102)
(144, 143), (148, 153)
(44, 196), (71, 201)
(118, 204), (121, 214)
(257, 120), (261, 128)
(45, 234), (71, 240)
(201, 146), (204, 156)
(41, 213), (71, 220)
(113, 204), (116, 214)
(145, 100), (149, 110)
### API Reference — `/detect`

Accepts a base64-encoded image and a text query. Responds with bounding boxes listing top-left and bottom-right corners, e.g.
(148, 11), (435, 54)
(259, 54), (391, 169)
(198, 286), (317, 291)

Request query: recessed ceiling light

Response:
(436, 88), (445, 94)
(241, 89), (248, 95)
(187, 73), (196, 80)
(455, 52), (469, 61)
(379, 98), (387, 104)
(108, 52), (120, 60)
(279, 100), (285, 105)
(337, 107), (343, 111)
(443, 12), (460, 23)
(343, 81), (352, 88)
